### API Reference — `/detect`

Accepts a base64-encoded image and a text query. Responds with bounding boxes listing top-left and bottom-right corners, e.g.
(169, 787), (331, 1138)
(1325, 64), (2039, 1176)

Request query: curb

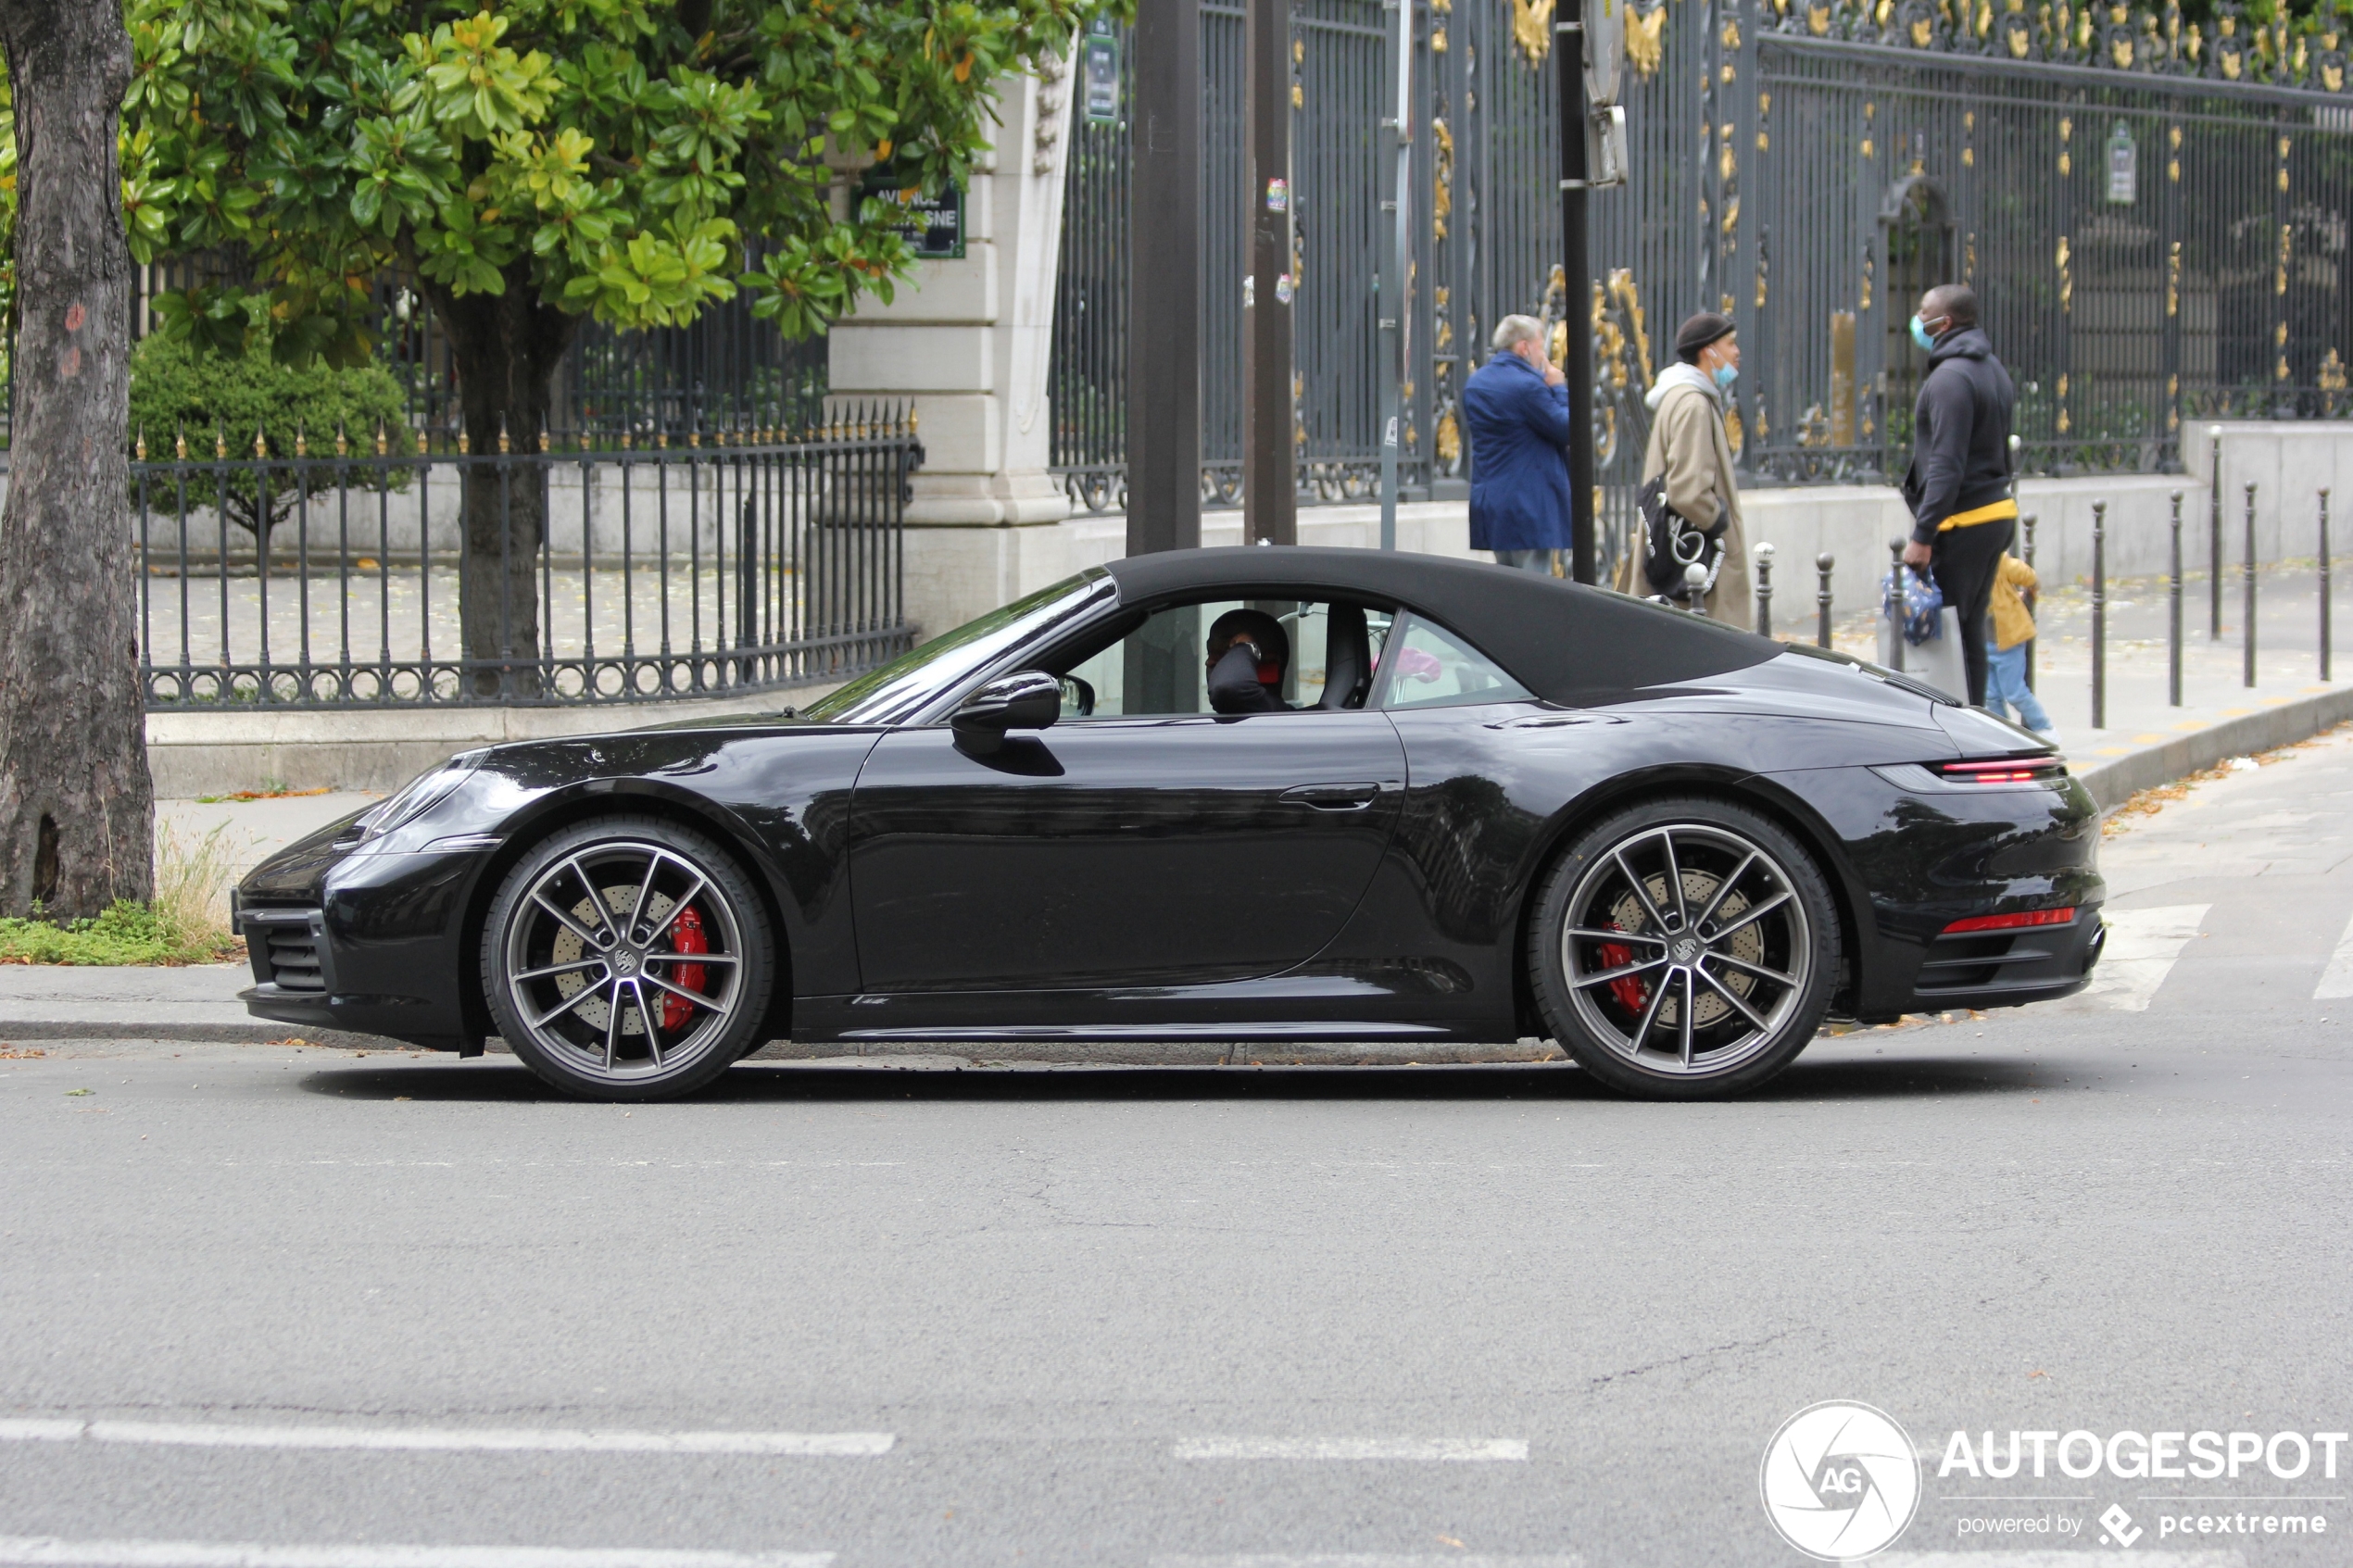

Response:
(2070, 685), (2353, 809)
(0, 1020), (411, 1052)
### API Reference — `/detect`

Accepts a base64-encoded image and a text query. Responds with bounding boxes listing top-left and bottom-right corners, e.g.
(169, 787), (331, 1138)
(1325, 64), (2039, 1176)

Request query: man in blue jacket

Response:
(1462, 314), (1573, 572)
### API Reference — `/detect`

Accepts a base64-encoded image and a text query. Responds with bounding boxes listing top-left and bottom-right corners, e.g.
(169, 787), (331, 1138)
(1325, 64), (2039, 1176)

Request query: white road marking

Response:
(2078, 904), (2210, 1011)
(1876, 1554), (2242, 1567)
(1170, 1436), (1529, 1461)
(2314, 907), (2353, 997)
(0, 1419), (890, 1457)
(0, 1542), (830, 1568)
(1153, 1557), (1581, 1567)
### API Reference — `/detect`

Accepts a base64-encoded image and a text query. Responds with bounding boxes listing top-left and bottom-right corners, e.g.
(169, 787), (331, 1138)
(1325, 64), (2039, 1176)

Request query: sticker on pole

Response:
(1758, 1400), (1921, 1562)
(1584, 0), (1626, 107)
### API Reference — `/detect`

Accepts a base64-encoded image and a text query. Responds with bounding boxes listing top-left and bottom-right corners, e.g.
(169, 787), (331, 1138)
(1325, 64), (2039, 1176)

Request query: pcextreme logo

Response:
(1759, 1400), (1923, 1562)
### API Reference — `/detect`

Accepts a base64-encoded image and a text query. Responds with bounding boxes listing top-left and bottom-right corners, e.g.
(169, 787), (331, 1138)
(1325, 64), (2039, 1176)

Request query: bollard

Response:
(2022, 513), (2038, 691)
(1685, 559), (1710, 616)
(1886, 539), (1906, 672)
(2168, 491), (2183, 707)
(1755, 542), (1776, 638)
(2092, 501), (2108, 732)
(1816, 552), (1835, 648)
(2210, 424), (2224, 639)
(2244, 481), (2259, 688)
(2322, 489), (2334, 684)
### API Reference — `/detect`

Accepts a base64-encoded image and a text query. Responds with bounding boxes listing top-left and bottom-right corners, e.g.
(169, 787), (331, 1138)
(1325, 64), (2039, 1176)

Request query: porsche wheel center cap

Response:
(1670, 936), (1703, 964)
(610, 948), (642, 977)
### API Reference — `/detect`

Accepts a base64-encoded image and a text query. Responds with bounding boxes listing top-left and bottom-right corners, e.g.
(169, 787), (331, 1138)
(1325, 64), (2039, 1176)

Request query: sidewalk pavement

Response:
(1812, 560), (2353, 806)
(11, 581), (2350, 1047)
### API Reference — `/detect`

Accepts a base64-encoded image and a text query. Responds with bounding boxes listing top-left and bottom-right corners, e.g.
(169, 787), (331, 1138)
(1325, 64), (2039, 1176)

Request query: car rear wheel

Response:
(1529, 797), (1838, 1099)
(483, 816), (774, 1101)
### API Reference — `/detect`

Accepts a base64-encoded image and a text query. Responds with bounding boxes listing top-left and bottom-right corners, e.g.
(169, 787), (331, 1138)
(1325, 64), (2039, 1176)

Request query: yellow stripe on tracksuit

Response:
(1936, 497), (2019, 532)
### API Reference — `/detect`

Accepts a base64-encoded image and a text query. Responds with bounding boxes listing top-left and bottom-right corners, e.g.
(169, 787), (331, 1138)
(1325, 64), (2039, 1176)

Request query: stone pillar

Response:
(827, 56), (1081, 639)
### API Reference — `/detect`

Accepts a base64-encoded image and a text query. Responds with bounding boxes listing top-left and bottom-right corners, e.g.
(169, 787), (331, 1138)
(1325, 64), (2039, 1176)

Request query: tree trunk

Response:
(424, 273), (580, 700)
(0, 1), (148, 918)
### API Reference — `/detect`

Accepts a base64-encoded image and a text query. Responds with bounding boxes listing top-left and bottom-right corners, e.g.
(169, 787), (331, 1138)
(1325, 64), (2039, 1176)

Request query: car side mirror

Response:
(952, 671), (1063, 754)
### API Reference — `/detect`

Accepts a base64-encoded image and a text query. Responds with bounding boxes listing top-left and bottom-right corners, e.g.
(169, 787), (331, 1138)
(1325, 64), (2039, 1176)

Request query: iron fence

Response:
(132, 414), (918, 710)
(1048, 0), (2353, 556)
(120, 252), (830, 450)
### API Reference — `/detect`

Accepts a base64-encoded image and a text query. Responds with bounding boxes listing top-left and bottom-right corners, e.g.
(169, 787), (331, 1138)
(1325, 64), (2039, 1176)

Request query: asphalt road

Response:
(5, 736), (2352, 1568)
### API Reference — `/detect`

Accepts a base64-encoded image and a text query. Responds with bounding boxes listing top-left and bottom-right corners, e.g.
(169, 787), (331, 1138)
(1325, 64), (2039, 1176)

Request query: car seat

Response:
(1316, 603), (1372, 709)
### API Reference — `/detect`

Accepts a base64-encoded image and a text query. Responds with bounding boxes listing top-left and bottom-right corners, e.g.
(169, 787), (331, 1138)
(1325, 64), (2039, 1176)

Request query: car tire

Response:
(1529, 796), (1839, 1100)
(482, 814), (776, 1101)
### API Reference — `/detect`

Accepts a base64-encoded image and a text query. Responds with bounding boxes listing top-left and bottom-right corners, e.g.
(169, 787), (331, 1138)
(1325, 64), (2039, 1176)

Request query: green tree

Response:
(97, 0), (1108, 692)
(130, 330), (414, 557)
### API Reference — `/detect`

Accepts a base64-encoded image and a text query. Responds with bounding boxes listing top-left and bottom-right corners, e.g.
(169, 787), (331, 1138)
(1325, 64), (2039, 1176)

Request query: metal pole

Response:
(1377, 0), (1410, 552)
(2091, 500), (2107, 732)
(2322, 488), (2334, 684)
(1126, 0), (1202, 558)
(2209, 424), (2223, 638)
(1886, 538), (1906, 673)
(1556, 0), (1597, 583)
(2022, 512), (2037, 691)
(1815, 553), (1834, 648)
(1684, 561), (1709, 616)
(1241, 0), (1296, 545)
(2244, 481), (2259, 688)
(2168, 490), (2183, 707)
(1754, 542), (1775, 639)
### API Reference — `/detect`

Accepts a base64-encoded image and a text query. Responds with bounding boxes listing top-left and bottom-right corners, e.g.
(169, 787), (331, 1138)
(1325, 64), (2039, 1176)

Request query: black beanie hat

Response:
(1675, 311), (1735, 363)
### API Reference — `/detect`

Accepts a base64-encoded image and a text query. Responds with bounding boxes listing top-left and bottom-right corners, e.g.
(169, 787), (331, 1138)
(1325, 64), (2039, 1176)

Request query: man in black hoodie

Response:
(1899, 284), (2016, 706)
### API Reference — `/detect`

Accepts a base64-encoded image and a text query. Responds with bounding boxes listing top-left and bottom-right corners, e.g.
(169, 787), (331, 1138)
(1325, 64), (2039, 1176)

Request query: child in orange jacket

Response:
(1983, 552), (2055, 737)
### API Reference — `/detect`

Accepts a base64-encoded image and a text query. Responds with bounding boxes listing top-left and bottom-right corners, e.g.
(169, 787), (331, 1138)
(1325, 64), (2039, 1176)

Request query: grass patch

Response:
(0, 819), (249, 965)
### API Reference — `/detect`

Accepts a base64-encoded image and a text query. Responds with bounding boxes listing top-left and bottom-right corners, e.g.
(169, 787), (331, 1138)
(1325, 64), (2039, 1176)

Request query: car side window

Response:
(1054, 596), (1393, 717)
(1373, 613), (1535, 710)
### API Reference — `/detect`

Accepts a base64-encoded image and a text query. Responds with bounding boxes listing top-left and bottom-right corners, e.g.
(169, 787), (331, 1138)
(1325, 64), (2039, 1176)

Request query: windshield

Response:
(799, 569), (1115, 725)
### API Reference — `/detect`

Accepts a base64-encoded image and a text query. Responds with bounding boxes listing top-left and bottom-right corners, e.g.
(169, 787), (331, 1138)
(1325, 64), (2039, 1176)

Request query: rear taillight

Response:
(1935, 756), (2067, 784)
(1942, 907), (2077, 935)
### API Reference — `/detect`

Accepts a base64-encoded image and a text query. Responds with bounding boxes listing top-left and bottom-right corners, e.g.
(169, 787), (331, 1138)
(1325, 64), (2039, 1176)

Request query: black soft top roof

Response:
(1102, 546), (1775, 702)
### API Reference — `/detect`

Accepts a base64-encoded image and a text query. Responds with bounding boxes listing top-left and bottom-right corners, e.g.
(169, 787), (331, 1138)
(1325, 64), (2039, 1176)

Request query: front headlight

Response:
(353, 751), (486, 842)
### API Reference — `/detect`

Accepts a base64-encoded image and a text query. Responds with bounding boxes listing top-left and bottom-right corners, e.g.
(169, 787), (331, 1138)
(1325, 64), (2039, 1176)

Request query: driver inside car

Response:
(1204, 609), (1292, 713)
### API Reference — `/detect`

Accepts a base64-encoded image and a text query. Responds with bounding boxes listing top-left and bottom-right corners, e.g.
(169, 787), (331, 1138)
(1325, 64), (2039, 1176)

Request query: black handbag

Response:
(1638, 474), (1727, 600)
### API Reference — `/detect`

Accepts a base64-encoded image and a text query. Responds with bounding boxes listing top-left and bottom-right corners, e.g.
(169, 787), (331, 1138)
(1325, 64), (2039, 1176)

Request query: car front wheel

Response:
(1529, 797), (1838, 1099)
(483, 816), (775, 1100)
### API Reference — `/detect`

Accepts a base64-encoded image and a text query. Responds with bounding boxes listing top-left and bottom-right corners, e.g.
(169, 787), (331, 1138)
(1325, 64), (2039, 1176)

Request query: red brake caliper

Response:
(1597, 926), (1650, 1014)
(661, 906), (709, 1031)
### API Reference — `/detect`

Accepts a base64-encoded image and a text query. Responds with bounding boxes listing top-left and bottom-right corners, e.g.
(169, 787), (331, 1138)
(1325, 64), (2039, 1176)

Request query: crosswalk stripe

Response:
(2313, 908), (2353, 998)
(0, 1541), (830, 1568)
(2079, 904), (2210, 1011)
(1875, 1553), (2243, 1566)
(0, 1419), (890, 1457)
(1151, 1558), (1583, 1567)
(1171, 1436), (1528, 1461)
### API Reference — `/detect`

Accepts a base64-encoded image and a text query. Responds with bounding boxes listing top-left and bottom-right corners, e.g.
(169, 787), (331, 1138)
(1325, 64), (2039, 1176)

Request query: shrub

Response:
(130, 332), (414, 554)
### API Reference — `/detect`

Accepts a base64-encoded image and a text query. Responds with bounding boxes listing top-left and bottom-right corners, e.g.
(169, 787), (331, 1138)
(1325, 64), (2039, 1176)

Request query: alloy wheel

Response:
(1556, 822), (1813, 1076)
(498, 839), (746, 1082)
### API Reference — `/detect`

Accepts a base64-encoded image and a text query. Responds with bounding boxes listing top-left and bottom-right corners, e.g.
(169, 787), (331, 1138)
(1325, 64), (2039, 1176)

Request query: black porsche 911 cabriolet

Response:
(233, 546), (2104, 1100)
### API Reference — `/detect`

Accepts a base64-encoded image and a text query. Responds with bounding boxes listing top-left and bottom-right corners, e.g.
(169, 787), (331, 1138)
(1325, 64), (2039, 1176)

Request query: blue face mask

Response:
(1712, 363), (1739, 390)
(1910, 315), (1941, 352)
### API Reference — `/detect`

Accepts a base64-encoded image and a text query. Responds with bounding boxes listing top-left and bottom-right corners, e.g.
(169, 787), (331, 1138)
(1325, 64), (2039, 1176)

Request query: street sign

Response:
(1083, 27), (1120, 124)
(861, 172), (964, 259)
(2106, 119), (2137, 205)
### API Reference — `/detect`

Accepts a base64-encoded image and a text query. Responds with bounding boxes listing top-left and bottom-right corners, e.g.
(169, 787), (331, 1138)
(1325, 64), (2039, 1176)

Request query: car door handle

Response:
(1281, 782), (1384, 811)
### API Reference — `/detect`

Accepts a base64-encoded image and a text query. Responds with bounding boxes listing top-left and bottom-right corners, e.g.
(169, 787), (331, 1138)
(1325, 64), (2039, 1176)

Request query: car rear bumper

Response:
(1903, 904), (2106, 1011)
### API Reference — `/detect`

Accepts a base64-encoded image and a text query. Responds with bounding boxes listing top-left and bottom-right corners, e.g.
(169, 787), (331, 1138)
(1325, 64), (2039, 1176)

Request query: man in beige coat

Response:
(1636, 312), (1752, 629)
